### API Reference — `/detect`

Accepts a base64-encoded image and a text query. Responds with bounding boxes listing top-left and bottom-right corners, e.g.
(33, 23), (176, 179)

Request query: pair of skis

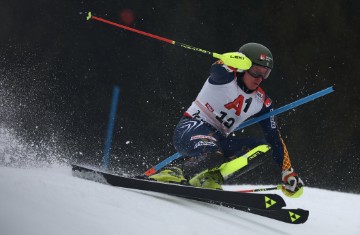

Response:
(72, 164), (309, 224)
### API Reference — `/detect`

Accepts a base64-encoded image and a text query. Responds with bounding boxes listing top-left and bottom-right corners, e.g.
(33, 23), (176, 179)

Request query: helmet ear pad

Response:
(239, 43), (273, 70)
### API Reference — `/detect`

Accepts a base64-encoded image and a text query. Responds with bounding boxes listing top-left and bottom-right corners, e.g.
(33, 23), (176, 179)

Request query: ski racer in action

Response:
(149, 43), (304, 197)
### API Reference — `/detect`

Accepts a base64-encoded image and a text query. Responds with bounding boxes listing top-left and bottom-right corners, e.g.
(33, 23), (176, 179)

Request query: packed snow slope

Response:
(1, 166), (359, 235)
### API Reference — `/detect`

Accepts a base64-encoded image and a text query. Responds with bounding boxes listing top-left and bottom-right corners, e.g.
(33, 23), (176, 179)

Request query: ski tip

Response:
(288, 209), (309, 224)
(86, 12), (92, 21)
(144, 167), (156, 176)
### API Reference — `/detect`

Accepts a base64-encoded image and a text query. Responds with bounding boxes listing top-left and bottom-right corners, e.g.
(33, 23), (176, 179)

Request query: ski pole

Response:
(236, 185), (303, 198)
(85, 12), (252, 70)
(235, 185), (282, 193)
(144, 86), (334, 176)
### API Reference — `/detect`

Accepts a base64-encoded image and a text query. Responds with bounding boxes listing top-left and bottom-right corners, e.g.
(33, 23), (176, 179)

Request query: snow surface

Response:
(1, 166), (360, 235)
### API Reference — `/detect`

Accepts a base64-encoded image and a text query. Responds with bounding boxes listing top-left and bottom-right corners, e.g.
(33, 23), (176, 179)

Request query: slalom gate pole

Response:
(102, 85), (120, 170)
(234, 86), (334, 131)
(85, 12), (252, 70)
(144, 86), (334, 176)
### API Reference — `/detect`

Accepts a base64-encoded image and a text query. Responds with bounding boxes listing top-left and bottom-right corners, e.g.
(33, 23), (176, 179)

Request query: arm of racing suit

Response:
(209, 60), (237, 85)
(255, 96), (292, 171)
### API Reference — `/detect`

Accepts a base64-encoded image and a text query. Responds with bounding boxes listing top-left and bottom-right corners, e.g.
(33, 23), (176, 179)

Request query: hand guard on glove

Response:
(281, 168), (304, 198)
(216, 52), (252, 70)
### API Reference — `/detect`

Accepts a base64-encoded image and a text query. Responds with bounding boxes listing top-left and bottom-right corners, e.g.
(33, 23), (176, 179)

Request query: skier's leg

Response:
(172, 117), (226, 189)
(182, 151), (225, 190)
(149, 117), (224, 187)
(219, 137), (272, 181)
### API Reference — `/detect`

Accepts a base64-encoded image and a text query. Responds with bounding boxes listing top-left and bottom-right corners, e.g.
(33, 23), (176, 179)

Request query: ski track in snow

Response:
(0, 166), (359, 235)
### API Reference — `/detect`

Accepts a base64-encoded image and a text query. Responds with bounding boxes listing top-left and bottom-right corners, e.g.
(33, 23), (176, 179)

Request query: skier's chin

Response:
(249, 84), (259, 90)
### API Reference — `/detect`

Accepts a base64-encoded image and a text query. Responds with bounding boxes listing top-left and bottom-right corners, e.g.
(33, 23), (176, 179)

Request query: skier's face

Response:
(243, 65), (270, 90)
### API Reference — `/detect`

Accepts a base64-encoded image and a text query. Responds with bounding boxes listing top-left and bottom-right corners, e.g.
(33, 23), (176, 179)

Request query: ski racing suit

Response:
(173, 61), (293, 180)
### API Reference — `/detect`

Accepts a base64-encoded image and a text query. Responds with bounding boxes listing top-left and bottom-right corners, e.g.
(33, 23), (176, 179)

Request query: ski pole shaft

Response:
(85, 12), (252, 69)
(236, 185), (304, 198)
(235, 185), (282, 193)
(144, 86), (334, 176)
(87, 12), (216, 57)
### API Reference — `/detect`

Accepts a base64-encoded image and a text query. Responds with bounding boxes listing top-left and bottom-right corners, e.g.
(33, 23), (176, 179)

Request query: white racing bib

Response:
(186, 78), (265, 136)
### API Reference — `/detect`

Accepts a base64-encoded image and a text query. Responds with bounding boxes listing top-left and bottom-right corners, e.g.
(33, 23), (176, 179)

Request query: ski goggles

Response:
(247, 65), (271, 80)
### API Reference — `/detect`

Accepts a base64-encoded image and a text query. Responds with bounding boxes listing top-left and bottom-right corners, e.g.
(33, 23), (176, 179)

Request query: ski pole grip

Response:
(213, 52), (252, 70)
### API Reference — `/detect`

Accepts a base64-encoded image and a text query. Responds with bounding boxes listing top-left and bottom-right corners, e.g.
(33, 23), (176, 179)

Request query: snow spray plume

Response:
(0, 52), (69, 168)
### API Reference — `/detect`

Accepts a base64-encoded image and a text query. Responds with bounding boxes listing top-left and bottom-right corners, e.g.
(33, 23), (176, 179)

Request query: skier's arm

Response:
(208, 60), (238, 85)
(256, 100), (291, 170)
(256, 96), (304, 196)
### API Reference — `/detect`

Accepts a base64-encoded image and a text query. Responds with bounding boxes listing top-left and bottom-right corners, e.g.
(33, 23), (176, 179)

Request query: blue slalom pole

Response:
(144, 86), (334, 176)
(102, 85), (120, 170)
(235, 86), (334, 131)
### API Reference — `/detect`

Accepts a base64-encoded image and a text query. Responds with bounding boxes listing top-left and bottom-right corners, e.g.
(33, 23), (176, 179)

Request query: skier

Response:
(149, 43), (304, 197)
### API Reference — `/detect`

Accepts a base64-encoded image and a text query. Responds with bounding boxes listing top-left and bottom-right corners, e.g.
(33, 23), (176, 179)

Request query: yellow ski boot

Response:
(148, 167), (187, 184)
(189, 170), (223, 190)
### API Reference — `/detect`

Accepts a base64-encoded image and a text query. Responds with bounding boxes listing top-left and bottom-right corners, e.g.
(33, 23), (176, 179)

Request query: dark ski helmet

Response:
(239, 43), (273, 69)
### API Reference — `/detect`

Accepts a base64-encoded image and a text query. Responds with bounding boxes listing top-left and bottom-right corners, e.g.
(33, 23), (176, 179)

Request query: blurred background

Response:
(0, 0), (359, 193)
